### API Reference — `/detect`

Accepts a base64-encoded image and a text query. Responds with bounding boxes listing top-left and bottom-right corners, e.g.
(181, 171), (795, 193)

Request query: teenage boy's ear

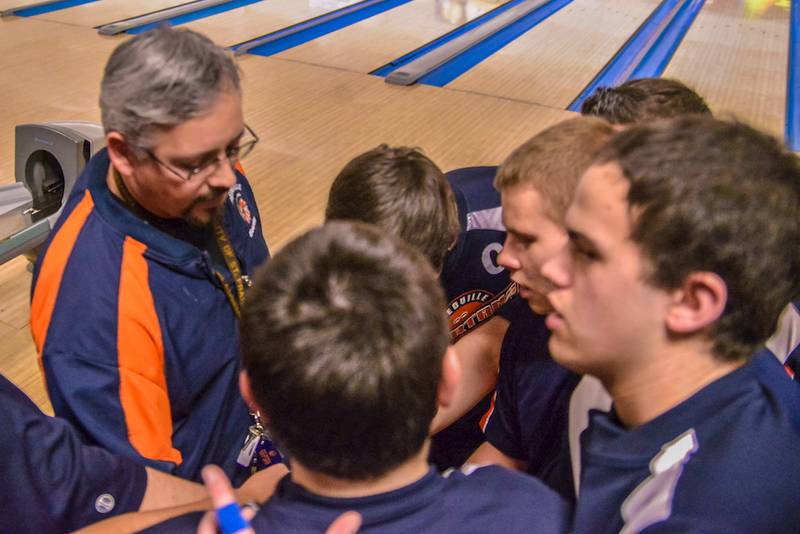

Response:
(665, 271), (728, 334)
(437, 346), (462, 409)
(239, 370), (269, 423)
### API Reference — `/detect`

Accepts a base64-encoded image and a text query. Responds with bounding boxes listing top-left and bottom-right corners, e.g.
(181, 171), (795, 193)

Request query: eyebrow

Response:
(567, 228), (597, 250)
(174, 128), (246, 164)
(507, 227), (537, 241)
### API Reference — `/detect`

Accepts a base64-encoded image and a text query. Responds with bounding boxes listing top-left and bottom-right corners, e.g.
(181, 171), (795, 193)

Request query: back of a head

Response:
(325, 145), (460, 272)
(100, 25), (241, 150)
(580, 78), (711, 124)
(494, 116), (615, 222)
(596, 116), (800, 360)
(240, 221), (449, 480)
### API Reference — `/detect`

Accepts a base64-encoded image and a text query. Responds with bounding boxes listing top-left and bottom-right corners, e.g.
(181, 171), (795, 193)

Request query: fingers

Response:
(199, 465), (254, 534)
(198, 510), (218, 534)
(198, 465), (360, 534)
(326, 511), (362, 534)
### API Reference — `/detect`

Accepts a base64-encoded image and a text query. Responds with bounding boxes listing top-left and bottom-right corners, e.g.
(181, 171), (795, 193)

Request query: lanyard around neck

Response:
(213, 217), (247, 319)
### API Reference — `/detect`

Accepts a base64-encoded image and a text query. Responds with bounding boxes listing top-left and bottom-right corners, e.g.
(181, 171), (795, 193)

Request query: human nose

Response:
(206, 156), (237, 190)
(541, 243), (571, 289)
(497, 235), (519, 271)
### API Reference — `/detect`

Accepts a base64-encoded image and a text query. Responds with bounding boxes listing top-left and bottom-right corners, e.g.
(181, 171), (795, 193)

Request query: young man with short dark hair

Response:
(580, 77), (711, 124)
(542, 117), (800, 531)
(147, 221), (570, 533)
(326, 145), (519, 469)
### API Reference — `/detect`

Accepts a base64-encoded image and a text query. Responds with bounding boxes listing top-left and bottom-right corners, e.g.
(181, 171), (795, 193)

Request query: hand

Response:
(197, 465), (362, 534)
(326, 511), (362, 534)
(198, 465), (253, 534)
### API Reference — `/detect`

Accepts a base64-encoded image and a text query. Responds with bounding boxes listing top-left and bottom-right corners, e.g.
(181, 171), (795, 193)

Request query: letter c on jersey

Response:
(482, 242), (504, 275)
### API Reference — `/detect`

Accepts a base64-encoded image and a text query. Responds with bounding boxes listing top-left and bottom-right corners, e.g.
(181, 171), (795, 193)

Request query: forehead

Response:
(500, 183), (552, 230)
(155, 89), (244, 154)
(568, 162), (632, 244)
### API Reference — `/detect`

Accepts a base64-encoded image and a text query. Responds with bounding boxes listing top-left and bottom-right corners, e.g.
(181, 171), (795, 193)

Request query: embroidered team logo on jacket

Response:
(228, 184), (257, 238)
(447, 283), (517, 340)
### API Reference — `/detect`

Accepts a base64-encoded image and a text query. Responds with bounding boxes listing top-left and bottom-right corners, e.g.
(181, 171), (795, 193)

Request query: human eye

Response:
(225, 144), (240, 159)
(511, 232), (536, 247)
(569, 239), (599, 262)
(174, 158), (205, 173)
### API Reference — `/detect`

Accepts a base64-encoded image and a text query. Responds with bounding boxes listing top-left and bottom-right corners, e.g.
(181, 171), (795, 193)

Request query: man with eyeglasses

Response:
(30, 26), (271, 486)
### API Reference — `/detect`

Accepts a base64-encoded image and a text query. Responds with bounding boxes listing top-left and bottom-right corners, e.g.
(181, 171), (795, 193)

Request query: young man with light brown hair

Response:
(467, 117), (614, 503)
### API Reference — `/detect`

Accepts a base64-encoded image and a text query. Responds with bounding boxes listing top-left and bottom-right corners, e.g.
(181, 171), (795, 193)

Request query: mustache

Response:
(180, 187), (230, 226)
(188, 187), (229, 208)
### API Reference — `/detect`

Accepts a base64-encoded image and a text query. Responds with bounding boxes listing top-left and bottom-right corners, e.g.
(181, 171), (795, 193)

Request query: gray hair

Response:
(99, 25), (241, 150)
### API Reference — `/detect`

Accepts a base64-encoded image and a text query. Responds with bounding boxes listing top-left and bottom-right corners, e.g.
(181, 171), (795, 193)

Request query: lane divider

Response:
(123, 0), (262, 35)
(627, 0), (705, 79)
(98, 0), (238, 35)
(372, 0), (532, 78)
(2, 0), (95, 17)
(234, 0), (411, 57)
(787, 0), (799, 151)
(414, 0), (571, 87)
(568, 0), (705, 112)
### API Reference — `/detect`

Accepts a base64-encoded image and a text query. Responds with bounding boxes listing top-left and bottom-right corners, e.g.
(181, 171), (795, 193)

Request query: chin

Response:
(527, 295), (553, 315)
(186, 207), (220, 228)
(547, 336), (585, 374)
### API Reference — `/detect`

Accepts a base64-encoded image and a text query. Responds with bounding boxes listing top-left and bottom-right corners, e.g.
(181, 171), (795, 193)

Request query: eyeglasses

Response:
(144, 123), (259, 182)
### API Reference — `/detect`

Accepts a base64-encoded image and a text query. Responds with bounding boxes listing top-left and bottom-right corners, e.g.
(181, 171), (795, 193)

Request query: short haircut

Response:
(596, 117), (800, 361)
(240, 221), (449, 480)
(494, 117), (615, 222)
(100, 26), (241, 150)
(325, 145), (460, 272)
(580, 78), (711, 124)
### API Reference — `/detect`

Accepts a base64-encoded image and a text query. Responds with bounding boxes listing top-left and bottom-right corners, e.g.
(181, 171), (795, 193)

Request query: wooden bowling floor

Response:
(447, 0), (661, 108)
(0, 0), (793, 412)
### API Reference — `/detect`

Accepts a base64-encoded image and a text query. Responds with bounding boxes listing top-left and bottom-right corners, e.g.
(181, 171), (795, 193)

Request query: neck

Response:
(606, 340), (746, 428)
(107, 164), (124, 201)
(107, 165), (211, 244)
(290, 443), (431, 499)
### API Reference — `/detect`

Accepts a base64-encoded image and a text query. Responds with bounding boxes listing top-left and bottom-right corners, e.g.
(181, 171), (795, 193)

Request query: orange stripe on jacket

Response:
(235, 161), (245, 175)
(31, 192), (95, 358)
(118, 236), (182, 464)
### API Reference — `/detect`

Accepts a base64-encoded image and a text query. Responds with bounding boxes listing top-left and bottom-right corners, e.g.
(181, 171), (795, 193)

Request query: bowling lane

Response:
(0, 0), (34, 10)
(36, 0), (194, 28)
(182, 0), (362, 48)
(273, 0), (507, 74)
(236, 54), (575, 249)
(446, 0), (659, 108)
(663, 1), (790, 137)
(0, 17), (116, 183)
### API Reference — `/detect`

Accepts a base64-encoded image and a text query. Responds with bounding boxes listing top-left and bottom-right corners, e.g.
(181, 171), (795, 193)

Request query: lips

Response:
(201, 194), (227, 208)
(545, 311), (564, 331)
(517, 284), (532, 299)
(544, 293), (565, 330)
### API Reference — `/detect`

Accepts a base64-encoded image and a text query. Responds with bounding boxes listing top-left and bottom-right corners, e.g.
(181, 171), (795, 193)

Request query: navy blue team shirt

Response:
(573, 353), (800, 533)
(431, 166), (526, 469)
(483, 303), (581, 503)
(145, 465), (570, 533)
(440, 166), (519, 339)
(0, 374), (147, 533)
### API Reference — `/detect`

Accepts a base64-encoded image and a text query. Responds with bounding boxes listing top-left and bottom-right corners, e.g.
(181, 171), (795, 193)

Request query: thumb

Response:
(200, 465), (254, 534)
(325, 511), (362, 534)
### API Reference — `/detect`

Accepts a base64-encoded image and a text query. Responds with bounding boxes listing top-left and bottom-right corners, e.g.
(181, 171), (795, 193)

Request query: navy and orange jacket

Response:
(30, 148), (269, 484)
